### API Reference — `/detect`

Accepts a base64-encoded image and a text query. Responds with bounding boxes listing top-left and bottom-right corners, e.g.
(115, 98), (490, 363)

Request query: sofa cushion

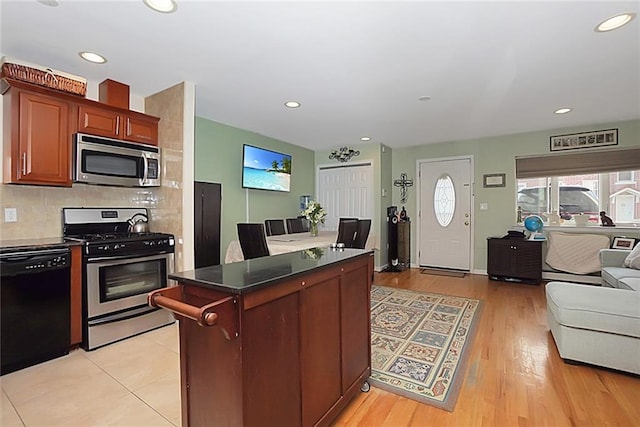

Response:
(623, 243), (640, 269)
(546, 282), (640, 339)
(619, 278), (640, 292)
(602, 266), (640, 288)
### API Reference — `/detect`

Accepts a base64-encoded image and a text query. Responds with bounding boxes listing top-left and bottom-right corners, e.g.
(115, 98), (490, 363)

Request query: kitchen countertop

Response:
(0, 237), (83, 254)
(169, 247), (373, 294)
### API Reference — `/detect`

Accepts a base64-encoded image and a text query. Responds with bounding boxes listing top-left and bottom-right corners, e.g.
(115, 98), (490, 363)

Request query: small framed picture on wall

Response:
(611, 237), (636, 250)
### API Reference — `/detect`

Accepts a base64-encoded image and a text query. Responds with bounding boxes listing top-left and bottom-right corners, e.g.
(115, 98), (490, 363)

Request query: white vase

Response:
(574, 213), (589, 226)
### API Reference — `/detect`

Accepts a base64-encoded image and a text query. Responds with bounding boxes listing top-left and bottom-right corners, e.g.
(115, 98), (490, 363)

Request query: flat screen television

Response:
(242, 144), (292, 192)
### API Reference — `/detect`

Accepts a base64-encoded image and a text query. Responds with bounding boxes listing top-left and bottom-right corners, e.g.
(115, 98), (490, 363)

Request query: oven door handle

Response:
(148, 286), (238, 340)
(86, 252), (172, 263)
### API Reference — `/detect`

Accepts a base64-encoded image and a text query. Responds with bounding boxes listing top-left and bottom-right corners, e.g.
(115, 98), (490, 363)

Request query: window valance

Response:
(515, 148), (640, 179)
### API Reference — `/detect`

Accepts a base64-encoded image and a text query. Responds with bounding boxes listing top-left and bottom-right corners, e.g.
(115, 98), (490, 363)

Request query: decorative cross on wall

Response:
(393, 173), (414, 204)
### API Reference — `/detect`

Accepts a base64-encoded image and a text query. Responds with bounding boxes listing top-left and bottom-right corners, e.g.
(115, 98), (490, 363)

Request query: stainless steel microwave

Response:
(73, 133), (161, 187)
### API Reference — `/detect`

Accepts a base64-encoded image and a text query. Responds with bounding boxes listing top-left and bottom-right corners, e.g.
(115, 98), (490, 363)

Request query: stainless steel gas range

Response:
(63, 207), (176, 350)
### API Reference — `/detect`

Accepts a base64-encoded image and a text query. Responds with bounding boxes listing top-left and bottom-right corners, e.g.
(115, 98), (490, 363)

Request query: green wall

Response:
(195, 117), (315, 258)
(392, 119), (640, 272)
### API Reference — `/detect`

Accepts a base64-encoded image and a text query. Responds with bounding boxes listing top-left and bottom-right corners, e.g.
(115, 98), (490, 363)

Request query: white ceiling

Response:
(1, 1), (639, 151)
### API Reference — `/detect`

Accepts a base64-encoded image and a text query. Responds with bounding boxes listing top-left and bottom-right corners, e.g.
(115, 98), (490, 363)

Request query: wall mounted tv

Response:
(242, 144), (292, 192)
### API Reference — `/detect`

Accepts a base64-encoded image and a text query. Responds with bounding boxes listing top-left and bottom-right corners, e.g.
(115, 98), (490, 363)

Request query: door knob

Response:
(464, 221), (469, 226)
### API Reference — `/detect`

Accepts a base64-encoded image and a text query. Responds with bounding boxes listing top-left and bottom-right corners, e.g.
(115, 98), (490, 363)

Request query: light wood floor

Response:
(333, 269), (640, 427)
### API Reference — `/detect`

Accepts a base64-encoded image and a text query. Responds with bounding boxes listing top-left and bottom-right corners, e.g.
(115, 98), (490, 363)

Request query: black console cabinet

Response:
(487, 238), (542, 284)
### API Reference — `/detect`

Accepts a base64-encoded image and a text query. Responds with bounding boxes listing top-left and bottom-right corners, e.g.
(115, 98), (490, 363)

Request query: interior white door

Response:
(318, 163), (373, 231)
(419, 158), (472, 270)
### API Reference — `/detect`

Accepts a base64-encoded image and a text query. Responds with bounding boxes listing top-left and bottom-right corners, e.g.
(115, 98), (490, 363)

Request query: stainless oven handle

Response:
(87, 305), (161, 326)
(86, 252), (174, 264)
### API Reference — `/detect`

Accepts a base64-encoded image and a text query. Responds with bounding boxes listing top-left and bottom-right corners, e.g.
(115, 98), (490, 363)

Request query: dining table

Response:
(224, 230), (375, 263)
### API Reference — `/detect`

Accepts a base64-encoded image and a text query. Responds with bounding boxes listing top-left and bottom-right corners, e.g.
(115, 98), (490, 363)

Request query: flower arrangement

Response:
(301, 200), (326, 236)
(303, 247), (325, 259)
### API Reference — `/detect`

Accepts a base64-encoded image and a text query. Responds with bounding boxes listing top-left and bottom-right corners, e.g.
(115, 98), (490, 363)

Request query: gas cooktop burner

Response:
(71, 232), (171, 242)
(62, 208), (175, 257)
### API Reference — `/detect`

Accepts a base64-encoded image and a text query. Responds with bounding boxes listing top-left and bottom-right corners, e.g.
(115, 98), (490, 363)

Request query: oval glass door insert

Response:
(434, 174), (455, 227)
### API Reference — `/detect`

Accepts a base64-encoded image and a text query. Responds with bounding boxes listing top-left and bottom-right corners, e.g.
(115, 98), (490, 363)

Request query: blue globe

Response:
(524, 215), (544, 233)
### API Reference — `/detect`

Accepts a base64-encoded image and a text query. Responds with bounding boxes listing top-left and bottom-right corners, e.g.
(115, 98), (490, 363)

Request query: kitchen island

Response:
(150, 247), (373, 427)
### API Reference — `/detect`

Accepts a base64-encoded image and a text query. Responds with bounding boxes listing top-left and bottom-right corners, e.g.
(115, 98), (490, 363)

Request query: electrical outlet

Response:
(480, 203), (489, 211)
(4, 208), (18, 223)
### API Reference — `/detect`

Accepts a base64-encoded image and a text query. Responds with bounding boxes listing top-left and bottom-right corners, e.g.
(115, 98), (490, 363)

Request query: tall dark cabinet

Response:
(194, 182), (222, 268)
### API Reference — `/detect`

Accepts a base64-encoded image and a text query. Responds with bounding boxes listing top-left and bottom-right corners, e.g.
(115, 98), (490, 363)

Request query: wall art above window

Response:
(550, 128), (618, 152)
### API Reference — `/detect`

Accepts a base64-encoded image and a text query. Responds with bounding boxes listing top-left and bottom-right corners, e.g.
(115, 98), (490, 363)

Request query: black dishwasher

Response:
(1, 248), (71, 375)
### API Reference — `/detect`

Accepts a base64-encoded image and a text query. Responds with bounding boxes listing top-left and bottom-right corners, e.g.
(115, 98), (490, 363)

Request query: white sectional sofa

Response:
(600, 248), (640, 289)
(545, 248), (640, 375)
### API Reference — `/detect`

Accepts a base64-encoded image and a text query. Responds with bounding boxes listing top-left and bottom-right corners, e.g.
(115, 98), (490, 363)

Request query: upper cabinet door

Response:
(10, 89), (72, 186)
(78, 105), (121, 139)
(125, 114), (159, 145)
(78, 105), (159, 145)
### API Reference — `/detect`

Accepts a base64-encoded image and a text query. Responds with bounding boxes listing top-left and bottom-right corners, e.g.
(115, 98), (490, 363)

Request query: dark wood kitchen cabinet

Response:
(487, 237), (542, 284)
(152, 251), (373, 427)
(78, 104), (159, 145)
(2, 81), (73, 186)
(194, 181), (222, 268)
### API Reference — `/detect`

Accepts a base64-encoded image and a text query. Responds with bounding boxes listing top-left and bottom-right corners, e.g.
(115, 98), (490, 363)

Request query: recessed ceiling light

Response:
(595, 12), (636, 32)
(418, 95), (432, 101)
(284, 101), (301, 108)
(37, 0), (59, 6)
(79, 52), (107, 64)
(360, 136), (371, 142)
(554, 108), (572, 114)
(143, 0), (177, 13)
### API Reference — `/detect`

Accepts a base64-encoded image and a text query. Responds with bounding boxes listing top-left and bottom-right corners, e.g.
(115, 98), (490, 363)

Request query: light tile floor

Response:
(1, 323), (181, 427)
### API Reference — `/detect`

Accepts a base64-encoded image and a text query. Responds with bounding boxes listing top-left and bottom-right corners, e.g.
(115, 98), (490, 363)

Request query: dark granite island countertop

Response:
(169, 247), (372, 294)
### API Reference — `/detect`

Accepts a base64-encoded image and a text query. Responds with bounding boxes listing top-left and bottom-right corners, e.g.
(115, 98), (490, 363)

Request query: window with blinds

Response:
(515, 148), (640, 226)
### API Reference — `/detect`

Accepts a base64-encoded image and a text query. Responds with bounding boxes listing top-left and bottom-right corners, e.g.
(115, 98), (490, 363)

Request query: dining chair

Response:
(352, 219), (372, 249)
(298, 216), (310, 232)
(237, 223), (270, 260)
(286, 218), (305, 233)
(336, 218), (358, 248)
(264, 219), (286, 236)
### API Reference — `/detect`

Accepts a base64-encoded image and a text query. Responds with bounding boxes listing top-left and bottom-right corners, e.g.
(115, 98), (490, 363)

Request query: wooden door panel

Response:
(301, 277), (342, 427)
(243, 292), (301, 427)
(125, 115), (158, 145)
(18, 91), (70, 185)
(341, 262), (371, 392)
(78, 105), (120, 138)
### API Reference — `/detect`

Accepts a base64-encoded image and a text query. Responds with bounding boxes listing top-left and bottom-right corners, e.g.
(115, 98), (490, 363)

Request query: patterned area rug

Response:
(370, 285), (483, 411)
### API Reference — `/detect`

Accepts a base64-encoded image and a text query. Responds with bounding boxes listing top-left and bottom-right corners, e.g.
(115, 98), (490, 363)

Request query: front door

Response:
(418, 157), (472, 270)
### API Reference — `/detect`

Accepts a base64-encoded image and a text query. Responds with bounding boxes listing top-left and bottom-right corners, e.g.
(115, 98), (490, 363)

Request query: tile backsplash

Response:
(0, 184), (166, 239)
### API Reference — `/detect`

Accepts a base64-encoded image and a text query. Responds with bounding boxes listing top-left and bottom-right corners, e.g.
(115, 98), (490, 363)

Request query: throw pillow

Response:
(623, 243), (640, 269)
